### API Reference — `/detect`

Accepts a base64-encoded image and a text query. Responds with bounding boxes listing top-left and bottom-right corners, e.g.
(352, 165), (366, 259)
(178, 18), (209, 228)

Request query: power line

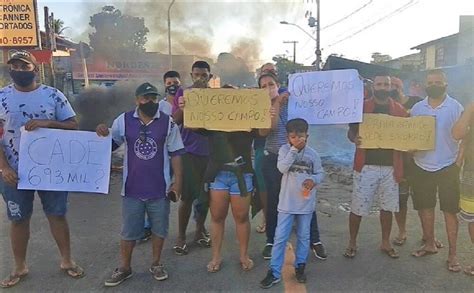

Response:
(321, 0), (374, 30)
(327, 0), (418, 48)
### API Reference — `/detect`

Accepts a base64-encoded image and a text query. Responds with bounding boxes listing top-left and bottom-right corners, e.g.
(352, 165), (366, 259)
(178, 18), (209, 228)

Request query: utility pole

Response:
(316, 0), (321, 70)
(283, 41), (298, 64)
(167, 0), (176, 70)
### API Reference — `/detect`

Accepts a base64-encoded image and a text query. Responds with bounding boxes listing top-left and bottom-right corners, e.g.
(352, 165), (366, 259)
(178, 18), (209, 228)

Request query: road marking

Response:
(282, 243), (307, 293)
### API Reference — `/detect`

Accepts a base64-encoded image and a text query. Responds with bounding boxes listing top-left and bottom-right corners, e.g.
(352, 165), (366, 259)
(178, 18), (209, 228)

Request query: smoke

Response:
(119, 1), (300, 65)
(73, 79), (157, 131)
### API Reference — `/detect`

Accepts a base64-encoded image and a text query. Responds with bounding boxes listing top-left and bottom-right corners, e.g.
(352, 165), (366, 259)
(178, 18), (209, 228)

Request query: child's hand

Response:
(178, 96), (185, 110)
(302, 179), (316, 190)
(293, 136), (306, 150)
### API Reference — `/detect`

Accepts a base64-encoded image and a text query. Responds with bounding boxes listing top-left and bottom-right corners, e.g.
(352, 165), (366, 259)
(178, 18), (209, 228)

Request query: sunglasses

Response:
(139, 124), (148, 143)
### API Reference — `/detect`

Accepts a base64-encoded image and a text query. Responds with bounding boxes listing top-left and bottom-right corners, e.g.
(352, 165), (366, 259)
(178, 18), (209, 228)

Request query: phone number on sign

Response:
(0, 36), (34, 45)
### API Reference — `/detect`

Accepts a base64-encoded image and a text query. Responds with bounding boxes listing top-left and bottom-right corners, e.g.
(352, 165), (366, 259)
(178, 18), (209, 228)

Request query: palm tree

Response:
(52, 19), (70, 35)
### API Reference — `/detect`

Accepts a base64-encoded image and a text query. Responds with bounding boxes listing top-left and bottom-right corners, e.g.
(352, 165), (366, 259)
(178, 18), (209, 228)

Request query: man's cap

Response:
(7, 50), (37, 66)
(135, 82), (159, 97)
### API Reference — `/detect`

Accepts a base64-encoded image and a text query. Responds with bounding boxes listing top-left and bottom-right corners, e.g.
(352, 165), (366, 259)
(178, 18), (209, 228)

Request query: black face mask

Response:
(425, 85), (446, 98)
(374, 90), (390, 100)
(165, 85), (179, 96)
(9, 70), (36, 87)
(389, 89), (400, 100)
(139, 101), (159, 117)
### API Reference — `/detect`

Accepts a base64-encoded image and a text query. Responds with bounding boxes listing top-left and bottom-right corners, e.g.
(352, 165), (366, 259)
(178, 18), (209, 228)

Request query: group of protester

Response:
(0, 50), (472, 290)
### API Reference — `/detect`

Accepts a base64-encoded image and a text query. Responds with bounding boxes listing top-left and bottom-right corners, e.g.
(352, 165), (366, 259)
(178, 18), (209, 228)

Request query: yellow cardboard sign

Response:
(184, 88), (271, 131)
(359, 114), (435, 151)
(0, 0), (39, 47)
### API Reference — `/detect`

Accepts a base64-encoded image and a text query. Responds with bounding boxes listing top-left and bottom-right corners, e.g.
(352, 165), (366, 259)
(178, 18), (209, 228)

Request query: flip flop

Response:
(240, 259), (254, 272)
(61, 264), (85, 279)
(173, 243), (189, 255)
(206, 260), (222, 273)
(392, 236), (407, 246)
(381, 248), (400, 259)
(421, 239), (444, 249)
(464, 265), (474, 276)
(195, 233), (211, 248)
(411, 249), (438, 257)
(256, 223), (266, 233)
(343, 247), (357, 258)
(447, 261), (462, 273)
(0, 272), (28, 288)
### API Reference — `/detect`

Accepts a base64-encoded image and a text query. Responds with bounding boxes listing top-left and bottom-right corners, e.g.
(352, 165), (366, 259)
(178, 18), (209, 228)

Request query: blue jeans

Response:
(270, 212), (312, 279)
(264, 153), (322, 244)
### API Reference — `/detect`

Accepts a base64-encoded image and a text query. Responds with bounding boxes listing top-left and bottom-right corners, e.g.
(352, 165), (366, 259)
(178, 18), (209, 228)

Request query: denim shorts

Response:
(121, 196), (170, 241)
(209, 171), (253, 196)
(1, 180), (68, 222)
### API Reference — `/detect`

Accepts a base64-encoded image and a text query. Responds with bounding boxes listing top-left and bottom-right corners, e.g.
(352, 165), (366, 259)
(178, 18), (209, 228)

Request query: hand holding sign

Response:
(183, 88), (271, 131)
(18, 128), (112, 193)
(288, 69), (364, 124)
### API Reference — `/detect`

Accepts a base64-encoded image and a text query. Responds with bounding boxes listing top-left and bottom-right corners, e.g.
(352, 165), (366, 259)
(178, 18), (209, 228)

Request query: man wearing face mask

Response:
(345, 75), (408, 259)
(410, 70), (464, 273)
(0, 51), (83, 288)
(158, 71), (181, 116)
(389, 77), (423, 247)
(96, 82), (184, 286)
(171, 61), (212, 255)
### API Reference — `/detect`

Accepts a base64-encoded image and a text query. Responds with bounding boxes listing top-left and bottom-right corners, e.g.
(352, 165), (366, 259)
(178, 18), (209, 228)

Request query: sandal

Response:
(207, 260), (222, 273)
(464, 265), (474, 276)
(421, 238), (444, 249)
(173, 243), (188, 255)
(343, 247), (357, 258)
(195, 233), (211, 248)
(256, 223), (266, 233)
(381, 248), (399, 259)
(240, 258), (254, 271)
(447, 260), (462, 273)
(0, 272), (28, 288)
(392, 236), (407, 246)
(412, 248), (438, 258)
(61, 264), (85, 279)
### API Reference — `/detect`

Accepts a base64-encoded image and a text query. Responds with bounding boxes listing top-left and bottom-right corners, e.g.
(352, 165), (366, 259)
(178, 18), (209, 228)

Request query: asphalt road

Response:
(1, 167), (473, 292)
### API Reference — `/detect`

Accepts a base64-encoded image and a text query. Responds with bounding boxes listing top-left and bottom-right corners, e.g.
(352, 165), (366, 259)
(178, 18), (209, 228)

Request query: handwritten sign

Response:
(0, 0), (39, 47)
(288, 69), (364, 124)
(18, 128), (112, 194)
(184, 88), (271, 131)
(359, 114), (435, 151)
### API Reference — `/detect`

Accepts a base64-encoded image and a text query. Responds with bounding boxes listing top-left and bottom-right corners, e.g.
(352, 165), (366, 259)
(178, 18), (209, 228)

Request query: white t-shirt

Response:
(159, 99), (172, 116)
(411, 95), (464, 172)
(0, 84), (76, 171)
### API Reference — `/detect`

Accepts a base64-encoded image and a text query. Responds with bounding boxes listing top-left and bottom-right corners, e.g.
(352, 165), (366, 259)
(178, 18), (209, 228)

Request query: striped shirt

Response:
(265, 102), (288, 155)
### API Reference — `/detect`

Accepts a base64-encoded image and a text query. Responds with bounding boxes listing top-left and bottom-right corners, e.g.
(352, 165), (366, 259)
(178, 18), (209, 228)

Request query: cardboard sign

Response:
(359, 114), (435, 151)
(18, 128), (112, 194)
(288, 69), (364, 124)
(0, 0), (39, 47)
(183, 88), (271, 131)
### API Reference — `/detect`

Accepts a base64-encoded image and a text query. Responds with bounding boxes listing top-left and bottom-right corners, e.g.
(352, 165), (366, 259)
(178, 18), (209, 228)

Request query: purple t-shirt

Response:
(111, 109), (185, 200)
(173, 87), (209, 156)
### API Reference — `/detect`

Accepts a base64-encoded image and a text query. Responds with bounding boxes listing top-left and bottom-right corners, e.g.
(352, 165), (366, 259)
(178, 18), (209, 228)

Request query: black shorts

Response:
(398, 180), (410, 209)
(411, 163), (460, 213)
(181, 153), (208, 202)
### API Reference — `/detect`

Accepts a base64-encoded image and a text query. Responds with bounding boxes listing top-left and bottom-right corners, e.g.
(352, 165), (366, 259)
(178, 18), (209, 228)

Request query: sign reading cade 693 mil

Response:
(0, 0), (39, 47)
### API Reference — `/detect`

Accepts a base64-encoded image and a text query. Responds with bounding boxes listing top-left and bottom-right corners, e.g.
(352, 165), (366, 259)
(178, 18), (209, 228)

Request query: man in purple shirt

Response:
(96, 82), (184, 286)
(172, 61), (212, 255)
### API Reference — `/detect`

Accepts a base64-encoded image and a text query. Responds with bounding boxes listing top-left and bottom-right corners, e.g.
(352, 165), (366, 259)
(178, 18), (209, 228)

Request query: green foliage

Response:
(272, 56), (305, 86)
(89, 5), (149, 56)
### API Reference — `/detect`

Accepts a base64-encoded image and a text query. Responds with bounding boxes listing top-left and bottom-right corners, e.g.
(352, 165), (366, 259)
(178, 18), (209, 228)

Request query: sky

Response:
(37, 0), (474, 65)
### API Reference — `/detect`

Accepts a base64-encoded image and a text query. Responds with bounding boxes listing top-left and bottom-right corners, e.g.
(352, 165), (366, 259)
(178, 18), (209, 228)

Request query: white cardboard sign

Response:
(18, 128), (112, 194)
(288, 69), (364, 124)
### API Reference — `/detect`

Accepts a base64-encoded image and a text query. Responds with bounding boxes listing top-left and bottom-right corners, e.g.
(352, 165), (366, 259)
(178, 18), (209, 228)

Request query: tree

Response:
(89, 5), (149, 56)
(272, 56), (305, 86)
(52, 19), (69, 35)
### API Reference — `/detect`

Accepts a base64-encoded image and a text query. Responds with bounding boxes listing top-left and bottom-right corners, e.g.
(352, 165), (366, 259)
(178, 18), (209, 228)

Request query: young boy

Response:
(96, 82), (185, 286)
(260, 118), (324, 289)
